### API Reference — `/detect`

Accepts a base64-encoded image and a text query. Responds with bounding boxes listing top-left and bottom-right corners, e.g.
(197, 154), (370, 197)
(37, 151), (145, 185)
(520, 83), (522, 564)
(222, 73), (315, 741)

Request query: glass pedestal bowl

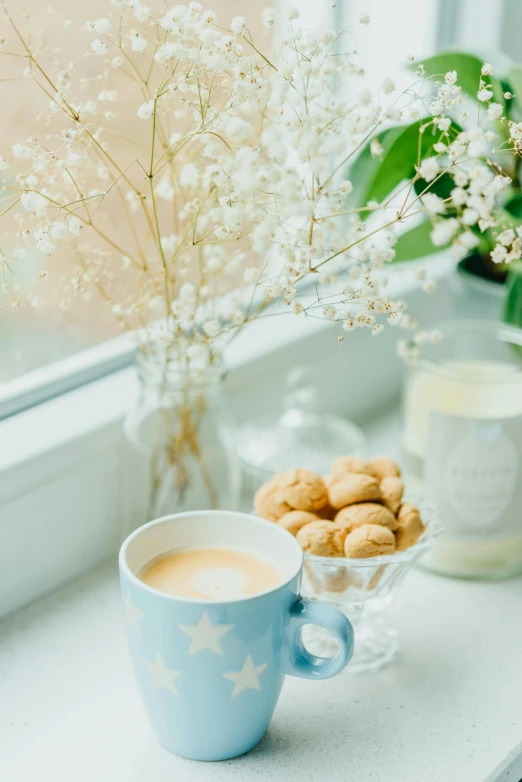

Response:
(301, 505), (440, 674)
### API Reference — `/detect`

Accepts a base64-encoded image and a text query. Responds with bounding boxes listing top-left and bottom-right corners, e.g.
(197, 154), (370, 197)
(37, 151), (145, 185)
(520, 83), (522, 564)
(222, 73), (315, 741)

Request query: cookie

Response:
(296, 520), (346, 557)
(254, 478), (291, 522)
(395, 503), (425, 551)
(278, 469), (329, 512)
(331, 456), (377, 479)
(343, 524), (396, 558)
(380, 476), (404, 515)
(322, 474), (334, 489)
(334, 502), (397, 532)
(329, 473), (381, 509)
(319, 502), (337, 521)
(277, 510), (320, 536)
(369, 455), (401, 481)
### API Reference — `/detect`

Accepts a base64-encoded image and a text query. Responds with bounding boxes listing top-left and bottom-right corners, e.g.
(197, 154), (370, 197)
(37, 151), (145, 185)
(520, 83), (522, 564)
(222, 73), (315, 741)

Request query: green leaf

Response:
(504, 195), (522, 220)
(348, 119), (459, 206)
(393, 219), (446, 262)
(507, 65), (522, 107)
(504, 261), (522, 330)
(500, 78), (515, 116)
(347, 125), (404, 208)
(414, 172), (455, 201)
(412, 52), (505, 106)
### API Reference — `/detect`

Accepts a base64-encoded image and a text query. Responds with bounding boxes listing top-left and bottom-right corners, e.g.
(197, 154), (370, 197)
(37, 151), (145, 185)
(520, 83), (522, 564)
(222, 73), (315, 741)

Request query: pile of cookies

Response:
(254, 455), (425, 559)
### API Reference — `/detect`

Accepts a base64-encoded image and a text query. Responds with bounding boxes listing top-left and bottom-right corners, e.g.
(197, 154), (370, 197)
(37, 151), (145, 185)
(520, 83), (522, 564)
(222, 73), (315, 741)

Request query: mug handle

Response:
(282, 596), (354, 679)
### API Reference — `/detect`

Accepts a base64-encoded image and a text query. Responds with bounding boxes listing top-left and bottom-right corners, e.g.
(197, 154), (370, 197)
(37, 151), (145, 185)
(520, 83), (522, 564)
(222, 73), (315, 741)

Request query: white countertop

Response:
(1, 558), (521, 782)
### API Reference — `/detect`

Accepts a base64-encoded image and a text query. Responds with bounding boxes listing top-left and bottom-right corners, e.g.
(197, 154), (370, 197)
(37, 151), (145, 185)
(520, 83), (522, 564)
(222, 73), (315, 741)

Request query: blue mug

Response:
(119, 510), (354, 761)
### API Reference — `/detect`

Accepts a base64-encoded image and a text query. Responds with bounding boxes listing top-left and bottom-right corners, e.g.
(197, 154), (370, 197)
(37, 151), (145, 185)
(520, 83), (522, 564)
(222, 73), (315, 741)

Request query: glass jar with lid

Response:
(235, 366), (366, 495)
(402, 320), (522, 579)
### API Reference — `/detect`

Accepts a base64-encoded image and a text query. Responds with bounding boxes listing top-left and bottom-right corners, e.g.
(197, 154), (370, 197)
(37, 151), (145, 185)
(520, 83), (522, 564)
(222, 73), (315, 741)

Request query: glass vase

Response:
(124, 348), (240, 521)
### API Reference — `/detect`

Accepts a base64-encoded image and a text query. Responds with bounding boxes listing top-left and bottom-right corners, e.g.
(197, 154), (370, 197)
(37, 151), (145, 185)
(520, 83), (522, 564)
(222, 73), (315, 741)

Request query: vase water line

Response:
(124, 349), (240, 519)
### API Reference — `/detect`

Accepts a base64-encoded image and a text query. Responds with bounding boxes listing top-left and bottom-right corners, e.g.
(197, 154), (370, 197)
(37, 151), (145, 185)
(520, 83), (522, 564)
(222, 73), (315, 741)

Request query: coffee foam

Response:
(192, 567), (246, 600)
(139, 546), (283, 600)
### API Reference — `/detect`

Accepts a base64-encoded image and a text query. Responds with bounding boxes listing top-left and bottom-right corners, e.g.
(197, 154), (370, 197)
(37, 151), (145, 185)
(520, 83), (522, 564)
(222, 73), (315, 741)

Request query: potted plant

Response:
(347, 51), (522, 327)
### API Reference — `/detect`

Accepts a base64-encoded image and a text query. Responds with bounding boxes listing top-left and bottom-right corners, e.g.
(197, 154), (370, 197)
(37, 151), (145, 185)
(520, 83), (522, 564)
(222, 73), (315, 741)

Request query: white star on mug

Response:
(178, 611), (233, 655)
(223, 655), (267, 698)
(144, 653), (181, 695)
(123, 590), (144, 637)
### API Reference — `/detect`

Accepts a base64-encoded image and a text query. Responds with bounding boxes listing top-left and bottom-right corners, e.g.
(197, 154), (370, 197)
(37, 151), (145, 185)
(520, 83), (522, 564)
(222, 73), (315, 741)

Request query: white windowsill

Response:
(1, 410), (521, 782)
(0, 258), (456, 619)
(0, 257), (454, 475)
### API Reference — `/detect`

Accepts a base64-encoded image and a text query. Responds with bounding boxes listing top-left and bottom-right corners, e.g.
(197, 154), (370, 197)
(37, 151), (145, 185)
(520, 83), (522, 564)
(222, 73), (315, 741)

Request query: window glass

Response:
(0, 0), (269, 382)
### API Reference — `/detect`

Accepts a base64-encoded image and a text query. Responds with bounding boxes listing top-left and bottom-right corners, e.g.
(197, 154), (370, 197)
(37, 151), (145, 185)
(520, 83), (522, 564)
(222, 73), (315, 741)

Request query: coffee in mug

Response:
(139, 546), (284, 600)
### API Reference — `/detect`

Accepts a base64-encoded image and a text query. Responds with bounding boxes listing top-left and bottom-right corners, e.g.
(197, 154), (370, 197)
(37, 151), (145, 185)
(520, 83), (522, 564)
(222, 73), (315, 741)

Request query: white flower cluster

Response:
(1, 5), (519, 363)
(404, 64), (521, 269)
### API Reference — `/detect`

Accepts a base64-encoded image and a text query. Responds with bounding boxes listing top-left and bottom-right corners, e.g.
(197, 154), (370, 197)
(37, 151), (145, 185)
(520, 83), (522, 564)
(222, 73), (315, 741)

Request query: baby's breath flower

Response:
(203, 319), (221, 337)
(417, 157), (439, 182)
(91, 18), (111, 34)
(436, 117), (451, 131)
(13, 143), (32, 158)
(137, 100), (154, 119)
(50, 221), (68, 239)
(68, 216), (82, 235)
(323, 305), (337, 321)
(491, 244), (507, 263)
(430, 218), (459, 246)
(477, 87), (493, 102)
(338, 180), (353, 195)
(202, 10), (217, 25)
(156, 180), (174, 200)
(98, 90), (118, 102)
(231, 16), (245, 35)
(497, 228), (515, 247)
(133, 3), (150, 22)
(487, 102), (503, 120)
(21, 192), (46, 215)
(370, 138), (384, 157)
(422, 192), (446, 215)
(462, 207), (479, 226)
(243, 267), (260, 284)
(180, 163), (198, 186)
(91, 39), (108, 56)
(262, 7), (275, 28)
(130, 31), (147, 52)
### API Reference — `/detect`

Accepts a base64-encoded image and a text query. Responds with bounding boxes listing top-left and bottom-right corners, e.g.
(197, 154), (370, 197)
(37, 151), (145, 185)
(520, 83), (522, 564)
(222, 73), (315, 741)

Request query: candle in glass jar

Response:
(403, 358), (522, 578)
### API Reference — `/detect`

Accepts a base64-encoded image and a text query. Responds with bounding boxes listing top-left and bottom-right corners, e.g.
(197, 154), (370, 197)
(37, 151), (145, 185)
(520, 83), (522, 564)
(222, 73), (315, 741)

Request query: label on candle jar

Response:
(425, 412), (522, 539)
